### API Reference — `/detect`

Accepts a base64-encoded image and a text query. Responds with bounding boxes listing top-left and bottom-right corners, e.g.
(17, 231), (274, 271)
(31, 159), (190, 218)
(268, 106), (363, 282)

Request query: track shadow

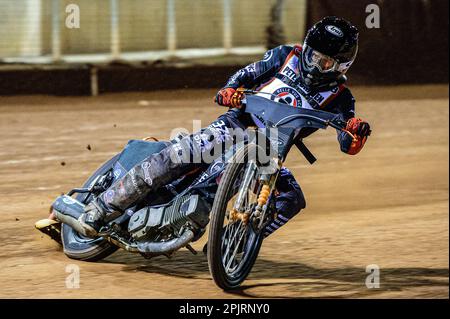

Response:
(233, 264), (449, 298)
(104, 249), (211, 280)
(103, 250), (449, 298)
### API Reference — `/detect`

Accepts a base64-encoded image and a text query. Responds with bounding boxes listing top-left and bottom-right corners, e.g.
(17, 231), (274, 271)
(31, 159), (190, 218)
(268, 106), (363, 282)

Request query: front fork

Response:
(230, 161), (258, 224)
(231, 158), (282, 228)
(254, 158), (281, 230)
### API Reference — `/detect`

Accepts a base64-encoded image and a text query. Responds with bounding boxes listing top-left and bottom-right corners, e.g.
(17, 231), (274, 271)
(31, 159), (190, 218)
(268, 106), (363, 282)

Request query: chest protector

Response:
(256, 46), (344, 110)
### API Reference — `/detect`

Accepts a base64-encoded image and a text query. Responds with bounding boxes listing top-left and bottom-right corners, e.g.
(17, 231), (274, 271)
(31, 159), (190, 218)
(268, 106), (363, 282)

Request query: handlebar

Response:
(236, 88), (358, 143)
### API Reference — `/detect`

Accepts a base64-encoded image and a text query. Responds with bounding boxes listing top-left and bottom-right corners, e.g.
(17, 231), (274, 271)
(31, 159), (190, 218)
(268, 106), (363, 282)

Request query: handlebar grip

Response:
(329, 119), (358, 142)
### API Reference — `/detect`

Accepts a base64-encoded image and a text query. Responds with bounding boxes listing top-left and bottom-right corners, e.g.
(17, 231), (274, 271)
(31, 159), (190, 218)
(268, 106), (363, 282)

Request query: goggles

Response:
(303, 45), (353, 74)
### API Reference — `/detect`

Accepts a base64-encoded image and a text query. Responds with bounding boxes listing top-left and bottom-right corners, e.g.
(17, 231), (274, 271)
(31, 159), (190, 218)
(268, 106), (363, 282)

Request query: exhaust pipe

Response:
(51, 195), (87, 235)
(137, 229), (195, 255)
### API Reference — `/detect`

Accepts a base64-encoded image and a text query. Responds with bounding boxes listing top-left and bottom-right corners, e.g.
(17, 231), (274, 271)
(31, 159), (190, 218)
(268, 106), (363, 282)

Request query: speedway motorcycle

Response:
(36, 92), (356, 290)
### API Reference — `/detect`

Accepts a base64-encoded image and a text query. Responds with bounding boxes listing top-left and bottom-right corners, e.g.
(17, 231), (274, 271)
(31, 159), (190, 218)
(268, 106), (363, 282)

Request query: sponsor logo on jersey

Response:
(271, 87), (302, 107)
(244, 63), (257, 74)
(263, 49), (273, 62)
(281, 67), (297, 82)
(295, 81), (332, 106)
(313, 93), (325, 104)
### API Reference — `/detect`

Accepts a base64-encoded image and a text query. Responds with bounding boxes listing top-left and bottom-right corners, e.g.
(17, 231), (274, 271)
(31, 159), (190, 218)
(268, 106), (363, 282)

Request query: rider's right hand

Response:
(214, 87), (243, 108)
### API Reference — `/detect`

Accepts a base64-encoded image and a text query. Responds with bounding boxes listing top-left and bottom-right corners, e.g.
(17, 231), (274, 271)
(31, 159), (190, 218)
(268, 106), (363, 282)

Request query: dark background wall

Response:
(0, 0), (448, 95)
(307, 0), (449, 85)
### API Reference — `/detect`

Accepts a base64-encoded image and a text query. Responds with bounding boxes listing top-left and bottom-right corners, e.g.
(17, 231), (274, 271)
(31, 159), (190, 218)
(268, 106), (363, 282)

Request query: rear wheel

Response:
(61, 155), (119, 261)
(208, 144), (265, 290)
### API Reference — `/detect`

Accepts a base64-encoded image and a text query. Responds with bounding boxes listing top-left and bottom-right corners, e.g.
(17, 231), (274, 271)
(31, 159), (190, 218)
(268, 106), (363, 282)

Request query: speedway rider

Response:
(72, 16), (372, 238)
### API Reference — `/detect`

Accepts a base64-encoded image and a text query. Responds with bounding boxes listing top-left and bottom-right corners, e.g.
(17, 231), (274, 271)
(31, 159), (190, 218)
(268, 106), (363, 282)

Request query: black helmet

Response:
(300, 16), (359, 90)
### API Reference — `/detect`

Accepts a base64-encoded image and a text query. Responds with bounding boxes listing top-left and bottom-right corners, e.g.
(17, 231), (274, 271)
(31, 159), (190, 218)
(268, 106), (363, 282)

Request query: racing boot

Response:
(77, 198), (116, 237)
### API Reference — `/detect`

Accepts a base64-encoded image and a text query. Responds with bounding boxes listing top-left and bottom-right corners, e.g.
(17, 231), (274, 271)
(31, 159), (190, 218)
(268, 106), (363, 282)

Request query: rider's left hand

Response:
(344, 118), (371, 155)
(346, 117), (371, 139)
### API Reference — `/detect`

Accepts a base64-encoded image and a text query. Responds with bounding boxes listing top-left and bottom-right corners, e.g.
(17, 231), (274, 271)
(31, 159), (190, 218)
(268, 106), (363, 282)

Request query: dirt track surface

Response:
(0, 85), (448, 298)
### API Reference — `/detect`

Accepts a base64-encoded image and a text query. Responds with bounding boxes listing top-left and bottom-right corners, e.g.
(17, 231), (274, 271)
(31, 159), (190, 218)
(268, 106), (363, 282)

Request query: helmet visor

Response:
(303, 45), (353, 74)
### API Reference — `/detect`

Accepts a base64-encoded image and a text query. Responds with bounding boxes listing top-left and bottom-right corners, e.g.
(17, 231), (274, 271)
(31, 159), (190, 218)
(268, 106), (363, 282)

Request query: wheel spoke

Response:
(222, 221), (242, 267)
(225, 223), (248, 273)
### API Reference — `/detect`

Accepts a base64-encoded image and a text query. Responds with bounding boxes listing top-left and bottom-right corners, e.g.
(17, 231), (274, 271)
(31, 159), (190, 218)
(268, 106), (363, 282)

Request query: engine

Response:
(127, 194), (210, 241)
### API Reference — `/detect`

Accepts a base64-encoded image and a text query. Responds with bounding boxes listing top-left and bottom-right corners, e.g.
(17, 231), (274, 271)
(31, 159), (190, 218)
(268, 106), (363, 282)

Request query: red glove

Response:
(345, 117), (371, 155)
(214, 88), (244, 108)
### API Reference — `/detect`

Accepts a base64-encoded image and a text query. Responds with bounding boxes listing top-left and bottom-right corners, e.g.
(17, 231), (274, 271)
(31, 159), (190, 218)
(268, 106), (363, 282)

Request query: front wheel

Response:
(207, 144), (266, 290)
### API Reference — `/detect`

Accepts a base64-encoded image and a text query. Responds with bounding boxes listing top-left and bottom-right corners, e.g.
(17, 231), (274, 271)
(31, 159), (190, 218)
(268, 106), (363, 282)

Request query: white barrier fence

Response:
(0, 0), (307, 64)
